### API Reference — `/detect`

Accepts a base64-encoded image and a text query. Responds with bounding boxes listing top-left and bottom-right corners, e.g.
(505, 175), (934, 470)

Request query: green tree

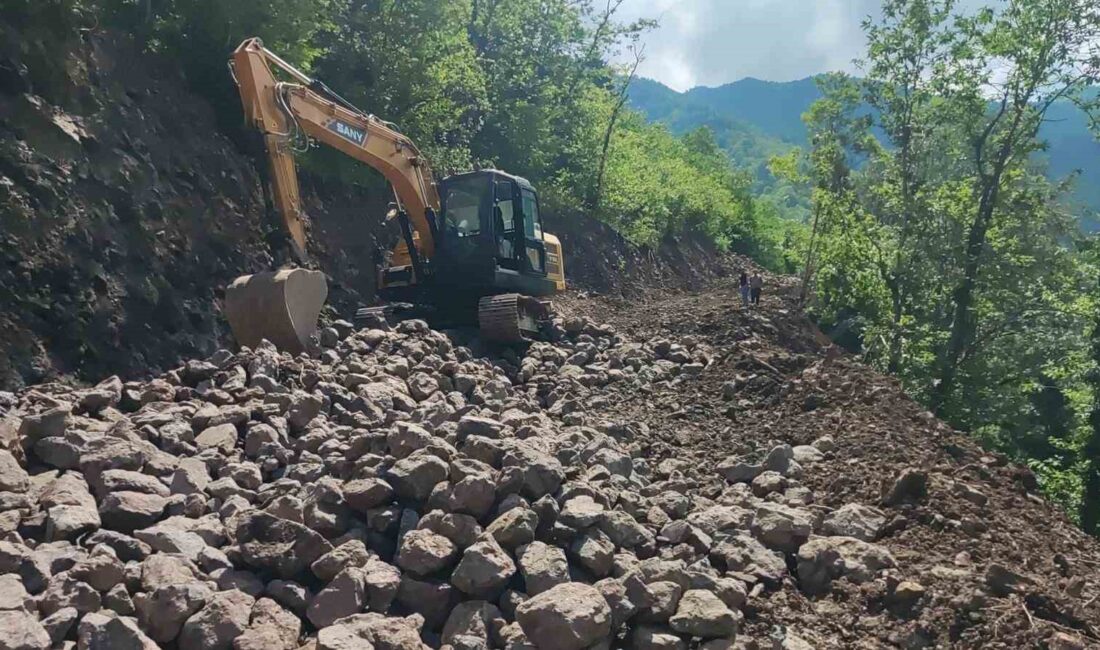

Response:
(931, 0), (1100, 412)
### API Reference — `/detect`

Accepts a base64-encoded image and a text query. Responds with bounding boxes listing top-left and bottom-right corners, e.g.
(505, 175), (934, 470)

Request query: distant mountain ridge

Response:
(628, 76), (1100, 227)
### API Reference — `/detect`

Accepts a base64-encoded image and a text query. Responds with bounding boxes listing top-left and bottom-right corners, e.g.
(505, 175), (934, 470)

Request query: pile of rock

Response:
(0, 316), (753, 650)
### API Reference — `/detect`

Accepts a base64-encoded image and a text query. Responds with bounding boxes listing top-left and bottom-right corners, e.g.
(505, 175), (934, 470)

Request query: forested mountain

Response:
(629, 75), (1100, 228)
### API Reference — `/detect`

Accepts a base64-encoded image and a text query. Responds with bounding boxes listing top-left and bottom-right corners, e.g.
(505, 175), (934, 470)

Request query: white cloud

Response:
(616, 0), (991, 90)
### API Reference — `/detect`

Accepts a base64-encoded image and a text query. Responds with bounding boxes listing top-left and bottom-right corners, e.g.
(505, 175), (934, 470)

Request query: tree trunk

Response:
(887, 280), (904, 374)
(931, 177), (999, 414)
(1082, 273), (1100, 535)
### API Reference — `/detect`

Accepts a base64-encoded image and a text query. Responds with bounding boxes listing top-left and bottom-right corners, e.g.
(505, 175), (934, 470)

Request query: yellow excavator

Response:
(223, 38), (566, 352)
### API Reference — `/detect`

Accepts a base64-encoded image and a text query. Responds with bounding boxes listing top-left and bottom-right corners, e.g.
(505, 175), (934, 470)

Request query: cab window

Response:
(495, 181), (515, 232)
(521, 189), (542, 239)
(443, 177), (486, 237)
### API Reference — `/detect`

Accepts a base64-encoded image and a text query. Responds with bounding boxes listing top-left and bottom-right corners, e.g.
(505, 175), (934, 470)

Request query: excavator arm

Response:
(225, 38), (444, 353)
(230, 37), (441, 261)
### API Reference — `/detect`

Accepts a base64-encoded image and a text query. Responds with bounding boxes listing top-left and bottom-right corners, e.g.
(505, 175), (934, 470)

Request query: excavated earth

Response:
(0, 258), (1098, 650)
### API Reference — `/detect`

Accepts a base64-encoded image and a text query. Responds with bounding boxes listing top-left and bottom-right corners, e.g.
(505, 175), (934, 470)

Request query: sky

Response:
(616, 0), (988, 91)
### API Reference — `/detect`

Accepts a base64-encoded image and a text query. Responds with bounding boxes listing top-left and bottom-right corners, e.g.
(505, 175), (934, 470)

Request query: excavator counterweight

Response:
(224, 38), (565, 350)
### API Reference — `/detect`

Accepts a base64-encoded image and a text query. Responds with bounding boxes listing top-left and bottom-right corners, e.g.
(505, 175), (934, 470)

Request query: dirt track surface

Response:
(558, 266), (1100, 648)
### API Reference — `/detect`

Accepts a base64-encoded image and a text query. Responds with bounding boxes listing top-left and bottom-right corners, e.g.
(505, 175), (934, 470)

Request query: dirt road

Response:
(559, 271), (1100, 648)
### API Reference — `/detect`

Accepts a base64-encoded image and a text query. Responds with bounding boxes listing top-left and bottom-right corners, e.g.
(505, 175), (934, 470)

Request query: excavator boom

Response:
(226, 38), (442, 352)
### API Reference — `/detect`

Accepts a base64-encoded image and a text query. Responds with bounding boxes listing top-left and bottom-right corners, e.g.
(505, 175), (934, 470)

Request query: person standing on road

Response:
(750, 272), (763, 305)
(738, 270), (750, 306)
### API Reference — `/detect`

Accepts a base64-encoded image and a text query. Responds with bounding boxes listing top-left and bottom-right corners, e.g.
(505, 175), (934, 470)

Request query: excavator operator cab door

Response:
(491, 178), (547, 276)
(438, 173), (494, 272)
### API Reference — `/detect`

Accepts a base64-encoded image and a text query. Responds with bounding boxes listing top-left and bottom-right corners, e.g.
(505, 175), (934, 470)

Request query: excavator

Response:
(223, 38), (566, 352)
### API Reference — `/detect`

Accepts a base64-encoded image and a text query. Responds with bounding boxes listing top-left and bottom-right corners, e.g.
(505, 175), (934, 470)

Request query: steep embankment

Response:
(0, 26), (729, 392)
(0, 24), (396, 391)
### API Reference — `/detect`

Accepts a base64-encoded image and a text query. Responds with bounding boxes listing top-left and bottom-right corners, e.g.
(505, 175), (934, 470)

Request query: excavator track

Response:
(478, 294), (550, 343)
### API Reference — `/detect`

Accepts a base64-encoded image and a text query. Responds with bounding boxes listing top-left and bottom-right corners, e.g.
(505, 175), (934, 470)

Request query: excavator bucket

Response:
(224, 268), (328, 354)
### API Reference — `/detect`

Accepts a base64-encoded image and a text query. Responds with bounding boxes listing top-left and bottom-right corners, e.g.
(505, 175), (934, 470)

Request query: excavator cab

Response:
(381, 170), (561, 303)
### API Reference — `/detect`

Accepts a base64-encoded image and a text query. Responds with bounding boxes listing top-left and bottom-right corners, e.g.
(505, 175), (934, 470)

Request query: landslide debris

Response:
(1, 269), (1099, 649)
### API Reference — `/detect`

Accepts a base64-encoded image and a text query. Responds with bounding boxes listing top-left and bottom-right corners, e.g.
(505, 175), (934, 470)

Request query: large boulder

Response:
(796, 536), (896, 595)
(668, 589), (737, 639)
(820, 504), (885, 542)
(77, 611), (158, 649)
(178, 589), (255, 650)
(451, 535), (516, 596)
(232, 511), (334, 579)
(0, 609), (50, 650)
(515, 582), (612, 650)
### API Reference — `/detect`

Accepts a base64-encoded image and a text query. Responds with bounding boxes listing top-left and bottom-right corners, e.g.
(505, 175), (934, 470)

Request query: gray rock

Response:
(486, 507), (537, 549)
(39, 574), (101, 615)
(515, 582), (612, 650)
(40, 606), (78, 645)
(396, 529), (458, 577)
(715, 458), (762, 484)
(0, 450), (29, 493)
(559, 496), (605, 529)
(451, 535), (516, 596)
(85, 531), (151, 562)
(502, 445), (563, 500)
(631, 625), (686, 650)
(140, 554), (201, 591)
(315, 612), (426, 650)
(69, 554), (126, 591)
(419, 511), (483, 549)
(796, 536), (896, 595)
(99, 491), (167, 533)
(517, 541), (570, 596)
(105, 584), (135, 615)
(441, 600), (504, 647)
(307, 567), (366, 629)
(751, 503), (811, 552)
(388, 453), (449, 502)
(46, 504), (101, 541)
(570, 528), (615, 578)
(820, 504), (885, 542)
(195, 423), (238, 453)
(138, 582), (213, 643)
(0, 609), (50, 650)
(264, 580), (311, 617)
(345, 478), (395, 513)
(134, 523), (208, 560)
(396, 575), (458, 631)
(791, 445), (825, 464)
(597, 509), (653, 549)
(362, 557), (402, 613)
(178, 589), (255, 650)
(77, 611), (158, 649)
(232, 511), (334, 579)
(96, 469), (170, 498)
(171, 458), (212, 495)
(668, 589), (736, 638)
(711, 535), (786, 585)
(0, 572), (34, 612)
(636, 580), (683, 623)
(312, 540), (371, 582)
(233, 597), (301, 650)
